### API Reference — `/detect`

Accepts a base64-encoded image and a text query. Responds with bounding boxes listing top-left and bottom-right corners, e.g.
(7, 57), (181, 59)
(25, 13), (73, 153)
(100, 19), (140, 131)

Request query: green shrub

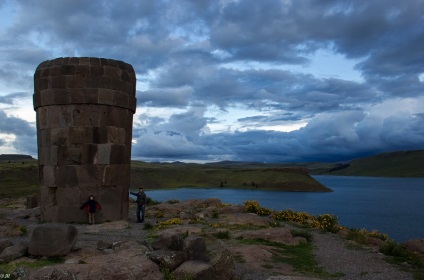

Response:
(144, 222), (154, 230)
(166, 199), (180, 204)
(291, 229), (313, 243)
(213, 230), (230, 239)
(147, 197), (161, 206)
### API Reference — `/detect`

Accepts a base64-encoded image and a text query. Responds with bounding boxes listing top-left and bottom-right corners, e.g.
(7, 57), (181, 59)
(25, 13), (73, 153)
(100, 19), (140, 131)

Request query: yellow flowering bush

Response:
(273, 209), (316, 225)
(316, 214), (338, 232)
(155, 218), (182, 229)
(368, 230), (388, 241)
(244, 200), (272, 216)
(244, 200), (260, 213)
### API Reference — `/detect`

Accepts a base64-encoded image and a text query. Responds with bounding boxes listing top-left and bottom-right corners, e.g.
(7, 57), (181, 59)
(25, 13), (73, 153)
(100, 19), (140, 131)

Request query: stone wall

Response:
(33, 57), (136, 223)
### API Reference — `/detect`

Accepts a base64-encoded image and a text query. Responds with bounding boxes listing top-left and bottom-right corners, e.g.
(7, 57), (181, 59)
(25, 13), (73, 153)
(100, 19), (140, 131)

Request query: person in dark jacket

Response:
(130, 187), (147, 223)
(80, 195), (102, 224)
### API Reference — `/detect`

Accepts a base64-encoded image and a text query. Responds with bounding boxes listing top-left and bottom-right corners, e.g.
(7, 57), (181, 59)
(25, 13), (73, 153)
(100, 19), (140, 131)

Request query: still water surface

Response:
(143, 175), (424, 242)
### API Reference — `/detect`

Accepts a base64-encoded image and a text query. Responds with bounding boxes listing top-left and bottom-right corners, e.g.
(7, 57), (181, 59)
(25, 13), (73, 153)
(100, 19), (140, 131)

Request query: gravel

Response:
(313, 231), (414, 280)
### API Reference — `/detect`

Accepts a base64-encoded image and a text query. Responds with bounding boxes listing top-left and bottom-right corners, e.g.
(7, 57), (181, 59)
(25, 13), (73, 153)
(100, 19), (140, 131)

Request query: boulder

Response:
(183, 236), (209, 261)
(28, 224), (78, 257)
(97, 240), (113, 250)
(173, 260), (214, 280)
(403, 238), (424, 258)
(11, 267), (30, 280)
(30, 241), (162, 280)
(0, 240), (13, 254)
(153, 232), (184, 251)
(233, 228), (305, 245)
(0, 244), (27, 263)
(26, 194), (39, 209)
(210, 247), (236, 279)
(0, 220), (21, 237)
(148, 250), (187, 270)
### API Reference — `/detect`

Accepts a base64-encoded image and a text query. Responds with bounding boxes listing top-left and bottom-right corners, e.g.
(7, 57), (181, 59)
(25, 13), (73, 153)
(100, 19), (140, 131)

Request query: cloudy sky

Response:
(1, 0), (424, 163)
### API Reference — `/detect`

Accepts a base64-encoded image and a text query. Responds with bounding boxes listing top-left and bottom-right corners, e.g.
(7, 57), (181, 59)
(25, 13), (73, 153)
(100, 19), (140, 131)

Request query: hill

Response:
(315, 150), (424, 177)
(0, 154), (34, 161)
(0, 160), (330, 199)
(130, 161), (331, 192)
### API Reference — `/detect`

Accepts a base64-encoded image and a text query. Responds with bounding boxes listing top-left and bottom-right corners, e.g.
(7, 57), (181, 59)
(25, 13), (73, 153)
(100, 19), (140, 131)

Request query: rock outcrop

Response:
(28, 225), (78, 256)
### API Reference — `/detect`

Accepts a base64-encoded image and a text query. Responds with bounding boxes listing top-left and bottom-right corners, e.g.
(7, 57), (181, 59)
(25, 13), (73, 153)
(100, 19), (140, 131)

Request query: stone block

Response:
(39, 185), (58, 209)
(49, 65), (62, 76)
(97, 144), (111, 164)
(89, 57), (101, 65)
(53, 90), (71, 104)
(104, 66), (122, 79)
(38, 78), (49, 91)
(90, 65), (104, 75)
(69, 127), (93, 144)
(50, 127), (69, 146)
(107, 127), (126, 144)
(110, 79), (128, 92)
(33, 92), (41, 108)
(75, 164), (103, 184)
(70, 89), (85, 103)
(85, 76), (102, 89)
(110, 144), (126, 164)
(98, 89), (115, 105)
(67, 75), (85, 88)
(61, 65), (75, 75)
(68, 57), (80, 65)
(75, 64), (90, 75)
(79, 57), (91, 65)
(84, 88), (99, 103)
(42, 166), (56, 187)
(68, 146), (82, 164)
(40, 128), (51, 147)
(56, 145), (69, 165)
(113, 92), (129, 108)
(173, 260), (214, 280)
(26, 194), (39, 209)
(56, 166), (78, 187)
(55, 187), (81, 206)
(59, 206), (89, 223)
(81, 144), (97, 164)
(51, 75), (66, 89)
(46, 106), (62, 128)
(40, 89), (54, 106)
(93, 126), (108, 144)
(46, 145), (58, 165)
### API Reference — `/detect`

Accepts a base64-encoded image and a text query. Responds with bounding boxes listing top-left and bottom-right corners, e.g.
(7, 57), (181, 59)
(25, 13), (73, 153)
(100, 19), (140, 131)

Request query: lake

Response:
(140, 175), (424, 242)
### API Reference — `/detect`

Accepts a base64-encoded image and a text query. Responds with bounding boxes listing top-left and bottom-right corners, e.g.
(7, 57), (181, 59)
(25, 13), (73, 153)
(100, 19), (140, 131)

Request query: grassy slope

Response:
(131, 161), (331, 192)
(0, 160), (330, 199)
(327, 150), (424, 177)
(0, 160), (39, 199)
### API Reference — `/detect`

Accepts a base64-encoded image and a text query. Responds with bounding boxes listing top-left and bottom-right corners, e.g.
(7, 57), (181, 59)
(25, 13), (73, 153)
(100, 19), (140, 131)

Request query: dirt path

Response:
(312, 231), (414, 280)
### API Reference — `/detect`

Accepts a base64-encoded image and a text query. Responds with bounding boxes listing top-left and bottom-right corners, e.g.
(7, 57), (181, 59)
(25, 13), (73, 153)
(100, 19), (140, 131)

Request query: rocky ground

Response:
(0, 197), (423, 280)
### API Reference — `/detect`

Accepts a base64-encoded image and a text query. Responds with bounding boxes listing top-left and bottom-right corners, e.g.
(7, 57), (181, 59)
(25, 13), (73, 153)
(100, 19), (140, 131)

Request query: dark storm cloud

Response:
(0, 92), (31, 105)
(0, 110), (35, 136)
(1, 0), (424, 162)
(0, 109), (37, 155)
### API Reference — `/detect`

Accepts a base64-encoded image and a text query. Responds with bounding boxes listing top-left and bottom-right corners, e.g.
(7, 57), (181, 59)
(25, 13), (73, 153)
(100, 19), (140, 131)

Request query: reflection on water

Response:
(138, 176), (424, 242)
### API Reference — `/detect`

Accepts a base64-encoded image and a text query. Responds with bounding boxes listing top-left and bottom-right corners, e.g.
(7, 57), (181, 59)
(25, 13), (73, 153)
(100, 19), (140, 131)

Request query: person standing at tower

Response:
(80, 195), (102, 224)
(130, 187), (147, 223)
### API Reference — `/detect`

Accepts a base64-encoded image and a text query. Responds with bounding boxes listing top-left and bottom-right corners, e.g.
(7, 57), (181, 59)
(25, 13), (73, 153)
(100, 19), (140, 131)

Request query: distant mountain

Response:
(320, 150), (424, 177)
(0, 154), (34, 161)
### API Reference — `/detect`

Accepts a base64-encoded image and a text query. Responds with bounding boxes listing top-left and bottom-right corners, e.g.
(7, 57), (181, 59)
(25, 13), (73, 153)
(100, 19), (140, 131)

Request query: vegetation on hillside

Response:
(130, 161), (331, 192)
(313, 150), (424, 177)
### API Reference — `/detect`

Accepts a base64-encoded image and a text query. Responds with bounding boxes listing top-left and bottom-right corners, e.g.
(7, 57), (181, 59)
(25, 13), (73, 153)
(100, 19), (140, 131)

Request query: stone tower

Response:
(33, 57), (136, 223)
